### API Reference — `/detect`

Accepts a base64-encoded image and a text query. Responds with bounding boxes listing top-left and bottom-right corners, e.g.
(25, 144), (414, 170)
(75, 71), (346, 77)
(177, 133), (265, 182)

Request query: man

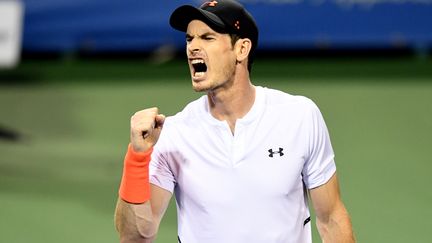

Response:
(115, 1), (355, 242)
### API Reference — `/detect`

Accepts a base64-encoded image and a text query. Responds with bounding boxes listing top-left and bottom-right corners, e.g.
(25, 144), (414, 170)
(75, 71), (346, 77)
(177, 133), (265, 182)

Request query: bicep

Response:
(309, 173), (355, 242)
(115, 185), (172, 241)
(309, 173), (342, 220)
(133, 184), (173, 234)
(149, 184), (173, 225)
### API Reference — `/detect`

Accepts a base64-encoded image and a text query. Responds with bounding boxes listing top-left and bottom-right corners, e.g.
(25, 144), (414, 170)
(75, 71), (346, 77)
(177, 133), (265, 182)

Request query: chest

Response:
(168, 115), (309, 206)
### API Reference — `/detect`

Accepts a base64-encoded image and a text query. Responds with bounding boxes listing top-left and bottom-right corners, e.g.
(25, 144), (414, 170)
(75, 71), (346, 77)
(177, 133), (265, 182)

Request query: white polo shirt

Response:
(150, 86), (336, 243)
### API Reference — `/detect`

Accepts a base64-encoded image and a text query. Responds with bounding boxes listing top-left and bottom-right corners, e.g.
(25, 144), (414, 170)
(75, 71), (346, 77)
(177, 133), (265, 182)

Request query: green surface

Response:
(1, 58), (431, 242)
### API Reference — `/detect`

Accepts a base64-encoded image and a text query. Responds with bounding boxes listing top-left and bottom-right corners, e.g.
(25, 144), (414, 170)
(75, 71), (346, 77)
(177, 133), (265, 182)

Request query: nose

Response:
(187, 38), (201, 56)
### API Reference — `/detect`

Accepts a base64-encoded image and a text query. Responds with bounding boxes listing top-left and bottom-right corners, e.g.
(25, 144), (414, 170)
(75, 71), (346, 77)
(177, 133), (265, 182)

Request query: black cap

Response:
(169, 0), (258, 54)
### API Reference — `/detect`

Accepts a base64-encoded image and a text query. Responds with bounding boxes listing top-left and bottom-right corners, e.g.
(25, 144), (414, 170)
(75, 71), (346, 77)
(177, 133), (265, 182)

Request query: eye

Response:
(202, 35), (214, 41)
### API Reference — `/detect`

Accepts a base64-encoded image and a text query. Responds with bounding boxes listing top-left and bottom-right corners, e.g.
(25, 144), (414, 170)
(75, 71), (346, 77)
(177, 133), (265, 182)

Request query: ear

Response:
(235, 38), (252, 63)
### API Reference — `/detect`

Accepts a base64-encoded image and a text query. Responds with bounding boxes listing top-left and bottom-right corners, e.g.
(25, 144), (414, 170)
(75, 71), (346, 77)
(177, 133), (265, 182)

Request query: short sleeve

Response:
(302, 100), (337, 189)
(149, 127), (176, 193)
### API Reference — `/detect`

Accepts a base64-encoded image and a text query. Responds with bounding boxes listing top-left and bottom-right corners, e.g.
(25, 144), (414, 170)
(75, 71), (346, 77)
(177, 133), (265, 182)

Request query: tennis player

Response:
(115, 1), (355, 242)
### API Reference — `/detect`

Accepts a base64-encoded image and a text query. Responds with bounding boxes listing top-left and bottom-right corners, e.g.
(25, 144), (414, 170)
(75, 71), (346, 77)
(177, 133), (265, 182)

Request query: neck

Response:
(207, 71), (256, 134)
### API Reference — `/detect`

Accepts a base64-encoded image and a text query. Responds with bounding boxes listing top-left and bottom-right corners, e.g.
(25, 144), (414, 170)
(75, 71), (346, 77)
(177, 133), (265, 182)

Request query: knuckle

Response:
(149, 107), (159, 114)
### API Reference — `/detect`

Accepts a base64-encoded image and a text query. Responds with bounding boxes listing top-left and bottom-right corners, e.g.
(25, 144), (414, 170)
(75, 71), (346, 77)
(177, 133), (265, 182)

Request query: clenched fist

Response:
(130, 107), (165, 153)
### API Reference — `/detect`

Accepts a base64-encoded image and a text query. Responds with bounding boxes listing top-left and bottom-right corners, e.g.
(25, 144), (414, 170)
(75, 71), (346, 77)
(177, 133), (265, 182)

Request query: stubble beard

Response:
(191, 60), (237, 93)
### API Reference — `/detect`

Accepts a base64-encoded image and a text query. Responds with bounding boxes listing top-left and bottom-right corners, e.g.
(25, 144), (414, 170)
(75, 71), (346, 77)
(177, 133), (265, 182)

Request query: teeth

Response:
(191, 59), (204, 64)
(195, 72), (205, 77)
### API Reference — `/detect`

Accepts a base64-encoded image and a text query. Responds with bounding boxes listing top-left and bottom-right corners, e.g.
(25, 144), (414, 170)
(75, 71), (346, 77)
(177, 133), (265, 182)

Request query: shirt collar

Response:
(200, 86), (266, 126)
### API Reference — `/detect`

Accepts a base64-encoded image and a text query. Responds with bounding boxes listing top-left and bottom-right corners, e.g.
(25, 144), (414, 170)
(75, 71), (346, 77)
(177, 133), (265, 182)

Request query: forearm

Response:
(115, 109), (169, 242)
(316, 205), (355, 243)
(115, 198), (157, 243)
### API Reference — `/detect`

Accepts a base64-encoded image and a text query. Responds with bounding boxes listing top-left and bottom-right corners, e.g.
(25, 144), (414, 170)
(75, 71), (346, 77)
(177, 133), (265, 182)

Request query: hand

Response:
(130, 107), (165, 153)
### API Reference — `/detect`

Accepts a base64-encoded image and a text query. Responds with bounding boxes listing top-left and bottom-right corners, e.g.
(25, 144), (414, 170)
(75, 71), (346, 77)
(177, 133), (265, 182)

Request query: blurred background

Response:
(1, 0), (431, 242)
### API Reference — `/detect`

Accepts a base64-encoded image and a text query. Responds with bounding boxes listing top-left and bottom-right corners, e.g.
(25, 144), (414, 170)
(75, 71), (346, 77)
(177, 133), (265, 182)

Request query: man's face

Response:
(186, 20), (237, 92)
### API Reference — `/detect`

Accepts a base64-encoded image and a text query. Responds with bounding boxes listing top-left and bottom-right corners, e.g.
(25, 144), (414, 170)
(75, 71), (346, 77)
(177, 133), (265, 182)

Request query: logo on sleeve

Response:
(268, 147), (284, 157)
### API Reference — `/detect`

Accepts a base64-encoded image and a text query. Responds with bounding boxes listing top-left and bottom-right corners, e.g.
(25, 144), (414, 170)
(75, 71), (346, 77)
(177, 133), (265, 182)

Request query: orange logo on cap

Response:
(234, 20), (240, 30)
(202, 0), (218, 7)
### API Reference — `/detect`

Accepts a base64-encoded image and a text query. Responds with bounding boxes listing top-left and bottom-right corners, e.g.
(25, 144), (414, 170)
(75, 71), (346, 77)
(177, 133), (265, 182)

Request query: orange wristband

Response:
(119, 144), (153, 203)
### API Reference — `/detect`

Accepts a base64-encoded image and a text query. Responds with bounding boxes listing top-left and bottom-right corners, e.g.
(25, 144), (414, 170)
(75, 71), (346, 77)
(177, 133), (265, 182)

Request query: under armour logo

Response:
(201, 0), (218, 7)
(268, 148), (284, 157)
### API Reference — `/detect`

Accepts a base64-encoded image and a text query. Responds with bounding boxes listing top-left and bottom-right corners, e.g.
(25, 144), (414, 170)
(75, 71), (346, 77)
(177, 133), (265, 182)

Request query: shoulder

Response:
(260, 86), (319, 113)
(155, 96), (206, 150)
(162, 95), (207, 128)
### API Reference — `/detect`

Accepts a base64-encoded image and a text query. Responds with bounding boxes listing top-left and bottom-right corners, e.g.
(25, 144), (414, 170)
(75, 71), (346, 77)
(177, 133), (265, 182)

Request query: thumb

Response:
(155, 114), (165, 130)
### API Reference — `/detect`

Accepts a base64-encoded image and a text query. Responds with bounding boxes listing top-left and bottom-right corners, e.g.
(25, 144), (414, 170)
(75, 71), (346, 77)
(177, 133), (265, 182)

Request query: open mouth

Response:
(191, 59), (207, 78)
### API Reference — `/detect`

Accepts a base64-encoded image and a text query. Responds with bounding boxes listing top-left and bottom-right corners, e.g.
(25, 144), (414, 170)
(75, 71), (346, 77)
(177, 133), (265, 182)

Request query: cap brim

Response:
(169, 5), (226, 33)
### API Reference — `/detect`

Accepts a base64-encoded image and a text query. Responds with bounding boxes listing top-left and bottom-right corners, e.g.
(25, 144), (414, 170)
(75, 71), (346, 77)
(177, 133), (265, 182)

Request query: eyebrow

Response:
(186, 32), (216, 39)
